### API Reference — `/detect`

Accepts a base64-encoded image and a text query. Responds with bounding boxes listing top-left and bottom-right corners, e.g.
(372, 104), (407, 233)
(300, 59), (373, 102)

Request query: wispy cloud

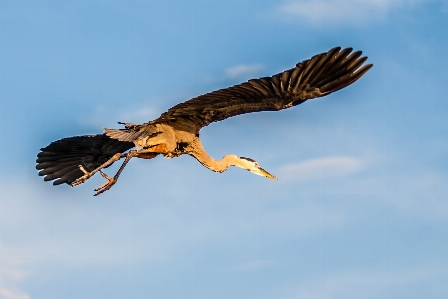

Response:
(0, 244), (30, 299)
(277, 0), (428, 26)
(0, 288), (30, 299)
(277, 156), (364, 182)
(224, 64), (264, 79)
(204, 63), (265, 84)
(117, 106), (159, 124)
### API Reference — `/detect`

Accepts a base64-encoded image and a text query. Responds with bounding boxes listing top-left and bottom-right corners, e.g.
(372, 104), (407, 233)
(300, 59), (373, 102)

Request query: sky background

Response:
(1, 1), (447, 298)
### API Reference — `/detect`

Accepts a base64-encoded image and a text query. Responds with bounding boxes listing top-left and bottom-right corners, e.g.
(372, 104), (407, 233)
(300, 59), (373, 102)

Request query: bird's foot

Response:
(71, 166), (92, 187)
(93, 171), (117, 196)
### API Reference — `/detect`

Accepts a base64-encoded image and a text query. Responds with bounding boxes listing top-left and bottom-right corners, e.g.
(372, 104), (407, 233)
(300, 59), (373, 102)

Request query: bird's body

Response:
(36, 47), (373, 195)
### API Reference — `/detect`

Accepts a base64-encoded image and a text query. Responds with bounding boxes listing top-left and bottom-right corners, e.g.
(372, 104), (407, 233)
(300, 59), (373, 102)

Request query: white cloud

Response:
(277, 156), (364, 182)
(205, 63), (265, 84)
(277, 0), (428, 26)
(0, 244), (30, 299)
(117, 106), (159, 124)
(224, 64), (264, 79)
(0, 245), (29, 282)
(0, 288), (30, 299)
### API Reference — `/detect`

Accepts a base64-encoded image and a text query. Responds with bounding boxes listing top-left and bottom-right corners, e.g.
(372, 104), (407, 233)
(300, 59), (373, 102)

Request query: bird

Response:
(36, 47), (373, 196)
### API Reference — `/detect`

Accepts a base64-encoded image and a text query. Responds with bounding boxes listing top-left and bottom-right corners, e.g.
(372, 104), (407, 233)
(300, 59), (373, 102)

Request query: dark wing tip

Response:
(53, 179), (66, 186)
(327, 46), (343, 56)
(353, 63), (374, 78)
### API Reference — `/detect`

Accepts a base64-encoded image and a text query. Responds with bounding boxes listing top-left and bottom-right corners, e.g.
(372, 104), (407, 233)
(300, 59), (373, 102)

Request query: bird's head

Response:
(227, 155), (277, 180)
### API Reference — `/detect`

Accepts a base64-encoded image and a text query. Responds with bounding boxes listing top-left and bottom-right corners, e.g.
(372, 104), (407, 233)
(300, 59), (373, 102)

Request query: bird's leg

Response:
(71, 152), (125, 187)
(93, 149), (159, 196)
(93, 150), (136, 196)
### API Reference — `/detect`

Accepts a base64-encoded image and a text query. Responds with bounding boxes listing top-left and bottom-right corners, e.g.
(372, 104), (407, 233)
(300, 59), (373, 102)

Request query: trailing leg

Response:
(92, 149), (158, 196)
(70, 152), (126, 187)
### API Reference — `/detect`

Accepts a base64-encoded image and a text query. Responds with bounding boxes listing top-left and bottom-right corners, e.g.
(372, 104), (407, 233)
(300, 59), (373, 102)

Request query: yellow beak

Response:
(257, 166), (277, 180)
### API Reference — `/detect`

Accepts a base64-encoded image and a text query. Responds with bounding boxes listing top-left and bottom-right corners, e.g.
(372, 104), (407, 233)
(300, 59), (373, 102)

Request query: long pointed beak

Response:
(257, 166), (277, 180)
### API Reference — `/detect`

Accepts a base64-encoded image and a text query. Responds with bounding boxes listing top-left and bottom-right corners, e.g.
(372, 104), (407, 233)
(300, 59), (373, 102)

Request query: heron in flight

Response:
(36, 47), (373, 195)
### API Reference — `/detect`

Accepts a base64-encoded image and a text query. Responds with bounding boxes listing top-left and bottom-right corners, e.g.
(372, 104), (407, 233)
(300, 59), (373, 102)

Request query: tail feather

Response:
(36, 134), (134, 185)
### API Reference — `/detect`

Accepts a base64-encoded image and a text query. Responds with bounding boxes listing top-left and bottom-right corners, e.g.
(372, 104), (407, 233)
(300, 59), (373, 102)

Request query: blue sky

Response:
(1, 1), (447, 298)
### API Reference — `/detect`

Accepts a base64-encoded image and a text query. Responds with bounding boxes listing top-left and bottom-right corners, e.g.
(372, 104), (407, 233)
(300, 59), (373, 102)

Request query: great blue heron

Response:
(36, 47), (373, 195)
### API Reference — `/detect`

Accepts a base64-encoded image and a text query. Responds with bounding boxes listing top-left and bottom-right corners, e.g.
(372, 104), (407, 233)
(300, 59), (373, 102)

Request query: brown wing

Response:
(152, 47), (373, 129)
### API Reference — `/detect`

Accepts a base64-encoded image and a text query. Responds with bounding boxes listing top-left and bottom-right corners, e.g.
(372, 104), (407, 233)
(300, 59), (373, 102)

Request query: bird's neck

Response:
(188, 138), (239, 173)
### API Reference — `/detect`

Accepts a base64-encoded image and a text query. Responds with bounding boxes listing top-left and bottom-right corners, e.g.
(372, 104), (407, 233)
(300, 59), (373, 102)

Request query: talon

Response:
(93, 171), (117, 196)
(93, 181), (116, 196)
(94, 180), (109, 192)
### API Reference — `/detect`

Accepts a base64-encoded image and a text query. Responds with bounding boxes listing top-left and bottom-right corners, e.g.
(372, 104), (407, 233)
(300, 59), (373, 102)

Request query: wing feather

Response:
(36, 134), (134, 185)
(150, 47), (373, 128)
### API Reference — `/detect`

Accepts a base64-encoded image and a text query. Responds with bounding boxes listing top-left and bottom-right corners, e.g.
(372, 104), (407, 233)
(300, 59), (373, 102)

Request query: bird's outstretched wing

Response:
(153, 47), (373, 129)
